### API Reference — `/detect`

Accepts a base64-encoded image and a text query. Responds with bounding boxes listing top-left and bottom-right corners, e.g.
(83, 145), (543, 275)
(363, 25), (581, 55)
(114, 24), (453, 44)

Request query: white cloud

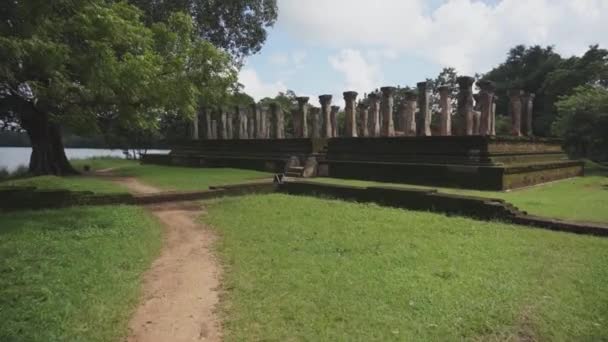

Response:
(238, 68), (287, 101)
(278, 0), (608, 75)
(329, 49), (383, 94)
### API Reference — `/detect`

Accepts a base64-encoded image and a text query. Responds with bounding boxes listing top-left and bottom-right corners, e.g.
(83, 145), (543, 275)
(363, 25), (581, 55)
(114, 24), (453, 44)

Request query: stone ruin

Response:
(193, 77), (536, 141)
(150, 76), (583, 191)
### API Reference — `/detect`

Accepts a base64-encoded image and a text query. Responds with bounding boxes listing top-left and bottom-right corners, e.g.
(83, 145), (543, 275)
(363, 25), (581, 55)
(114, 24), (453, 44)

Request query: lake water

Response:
(0, 147), (169, 172)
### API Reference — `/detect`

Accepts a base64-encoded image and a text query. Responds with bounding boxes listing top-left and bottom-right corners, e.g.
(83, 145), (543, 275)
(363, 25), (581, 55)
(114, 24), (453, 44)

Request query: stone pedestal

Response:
(521, 93), (535, 136)
(270, 102), (284, 139)
(368, 93), (381, 137)
(319, 95), (333, 138)
(509, 89), (523, 136)
(358, 103), (369, 137)
(343, 91), (358, 137)
(403, 91), (417, 136)
(417, 82), (432, 136)
(438, 85), (451, 136)
(457, 76), (475, 136)
(478, 80), (495, 136)
(296, 97), (309, 138)
(380, 87), (396, 137)
(331, 106), (340, 137)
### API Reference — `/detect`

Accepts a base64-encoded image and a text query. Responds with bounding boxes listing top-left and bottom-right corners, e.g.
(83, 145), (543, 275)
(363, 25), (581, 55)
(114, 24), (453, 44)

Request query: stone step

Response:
(285, 172), (302, 177)
(288, 166), (304, 171)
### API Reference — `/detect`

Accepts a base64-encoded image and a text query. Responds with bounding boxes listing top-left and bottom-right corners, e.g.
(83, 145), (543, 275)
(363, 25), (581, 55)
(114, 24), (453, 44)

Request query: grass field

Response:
(73, 158), (273, 191)
(0, 205), (162, 341)
(311, 162), (608, 224)
(205, 194), (608, 341)
(0, 174), (128, 193)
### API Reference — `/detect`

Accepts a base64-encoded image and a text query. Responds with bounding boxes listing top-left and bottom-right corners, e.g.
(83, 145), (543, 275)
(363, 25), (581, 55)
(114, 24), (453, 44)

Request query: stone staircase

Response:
(285, 165), (305, 177)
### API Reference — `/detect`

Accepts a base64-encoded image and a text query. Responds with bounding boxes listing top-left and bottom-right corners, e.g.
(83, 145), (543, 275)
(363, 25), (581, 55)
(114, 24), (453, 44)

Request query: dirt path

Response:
(103, 174), (222, 342)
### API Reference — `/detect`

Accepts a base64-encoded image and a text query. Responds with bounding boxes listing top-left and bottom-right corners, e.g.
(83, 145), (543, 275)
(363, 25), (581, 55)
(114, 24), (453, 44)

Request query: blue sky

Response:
(239, 0), (607, 105)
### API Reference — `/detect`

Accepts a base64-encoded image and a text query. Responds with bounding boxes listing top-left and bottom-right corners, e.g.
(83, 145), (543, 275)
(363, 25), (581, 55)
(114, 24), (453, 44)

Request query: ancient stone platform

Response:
(143, 136), (583, 190)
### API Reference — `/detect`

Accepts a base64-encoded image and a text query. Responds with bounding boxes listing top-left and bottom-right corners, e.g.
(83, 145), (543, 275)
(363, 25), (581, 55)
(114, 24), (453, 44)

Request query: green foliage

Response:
(0, 0), (236, 147)
(128, 0), (278, 61)
(207, 194), (608, 341)
(0, 205), (162, 341)
(553, 85), (608, 160)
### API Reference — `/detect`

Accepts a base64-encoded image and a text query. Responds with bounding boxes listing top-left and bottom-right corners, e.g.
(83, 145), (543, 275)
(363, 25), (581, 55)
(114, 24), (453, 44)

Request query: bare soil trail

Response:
(94, 171), (222, 342)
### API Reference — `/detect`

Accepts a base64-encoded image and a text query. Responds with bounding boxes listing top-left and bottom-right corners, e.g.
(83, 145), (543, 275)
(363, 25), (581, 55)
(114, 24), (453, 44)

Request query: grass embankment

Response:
(206, 194), (608, 341)
(311, 161), (608, 224)
(0, 205), (162, 341)
(0, 175), (127, 193)
(73, 157), (273, 191)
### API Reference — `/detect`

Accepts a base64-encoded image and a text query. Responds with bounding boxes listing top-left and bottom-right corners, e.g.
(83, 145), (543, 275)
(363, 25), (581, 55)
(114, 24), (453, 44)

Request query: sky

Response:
(238, 0), (608, 106)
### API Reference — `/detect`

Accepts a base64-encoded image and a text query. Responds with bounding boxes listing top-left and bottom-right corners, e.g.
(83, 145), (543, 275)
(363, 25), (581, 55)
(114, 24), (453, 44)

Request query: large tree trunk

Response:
(20, 107), (78, 176)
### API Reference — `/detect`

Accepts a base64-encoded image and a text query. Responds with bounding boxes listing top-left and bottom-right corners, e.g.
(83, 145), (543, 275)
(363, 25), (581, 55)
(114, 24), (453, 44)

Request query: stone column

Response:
(218, 109), (227, 139)
(417, 82), (432, 136)
(210, 119), (218, 140)
(508, 89), (523, 136)
(205, 109), (213, 139)
(225, 111), (233, 139)
(192, 112), (199, 140)
(247, 107), (255, 139)
(491, 96), (497, 136)
(521, 93), (535, 136)
(477, 80), (495, 136)
(251, 103), (262, 139)
(368, 93), (381, 137)
(358, 103), (369, 137)
(270, 102), (284, 139)
(457, 76), (475, 135)
(330, 106), (340, 137)
(236, 106), (248, 139)
(311, 107), (321, 138)
(295, 97), (309, 138)
(402, 91), (417, 136)
(319, 95), (333, 138)
(343, 91), (358, 137)
(438, 85), (452, 136)
(380, 87), (395, 137)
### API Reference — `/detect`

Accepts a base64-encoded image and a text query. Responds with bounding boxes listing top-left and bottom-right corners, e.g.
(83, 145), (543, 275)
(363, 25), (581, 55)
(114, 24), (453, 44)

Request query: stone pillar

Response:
(319, 95), (333, 138)
(247, 108), (255, 139)
(457, 76), (475, 135)
(509, 89), (523, 136)
(270, 102), (284, 139)
(192, 112), (199, 140)
(330, 106), (340, 137)
(402, 91), (417, 136)
(205, 109), (213, 139)
(210, 119), (218, 140)
(343, 91), (358, 137)
(218, 109), (227, 139)
(260, 106), (268, 139)
(251, 103), (262, 139)
(417, 82), (432, 136)
(295, 97), (309, 138)
(491, 96), (497, 136)
(437, 85), (452, 136)
(311, 107), (321, 138)
(521, 93), (535, 136)
(358, 103), (369, 137)
(368, 94), (381, 137)
(478, 80), (496, 136)
(225, 111), (233, 139)
(236, 106), (248, 139)
(380, 87), (395, 137)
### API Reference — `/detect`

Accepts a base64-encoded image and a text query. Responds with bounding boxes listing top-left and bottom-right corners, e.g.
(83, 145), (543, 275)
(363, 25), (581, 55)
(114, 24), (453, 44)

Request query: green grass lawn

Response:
(311, 162), (608, 224)
(0, 205), (162, 341)
(205, 194), (608, 341)
(0, 175), (128, 193)
(73, 157), (273, 191)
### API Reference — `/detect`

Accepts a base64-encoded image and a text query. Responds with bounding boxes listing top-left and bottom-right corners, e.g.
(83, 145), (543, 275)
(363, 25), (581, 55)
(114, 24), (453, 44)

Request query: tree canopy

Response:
(0, 0), (236, 174)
